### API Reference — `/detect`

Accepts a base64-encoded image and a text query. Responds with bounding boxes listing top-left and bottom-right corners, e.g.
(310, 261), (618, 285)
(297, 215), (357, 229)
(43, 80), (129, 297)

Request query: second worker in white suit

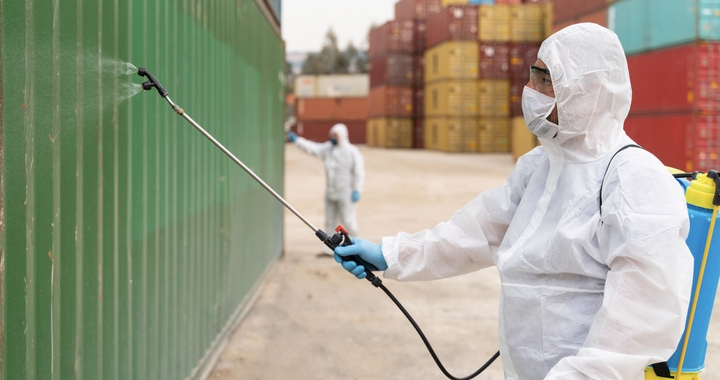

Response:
(288, 123), (365, 255)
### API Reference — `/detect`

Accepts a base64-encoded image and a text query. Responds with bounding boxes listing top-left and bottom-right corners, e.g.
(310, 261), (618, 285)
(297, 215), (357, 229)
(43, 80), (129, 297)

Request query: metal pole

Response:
(164, 95), (319, 233)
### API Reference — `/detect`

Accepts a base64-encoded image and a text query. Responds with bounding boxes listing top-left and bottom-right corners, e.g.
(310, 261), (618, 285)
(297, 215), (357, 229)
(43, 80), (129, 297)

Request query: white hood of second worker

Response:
(330, 123), (350, 146)
(538, 23), (632, 163)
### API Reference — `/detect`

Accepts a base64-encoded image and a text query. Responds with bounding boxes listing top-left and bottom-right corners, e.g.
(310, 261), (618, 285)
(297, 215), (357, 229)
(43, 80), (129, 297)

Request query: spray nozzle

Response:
(137, 67), (168, 98)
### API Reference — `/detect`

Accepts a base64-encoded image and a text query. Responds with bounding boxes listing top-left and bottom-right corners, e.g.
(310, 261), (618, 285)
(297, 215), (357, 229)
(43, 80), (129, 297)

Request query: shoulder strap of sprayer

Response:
(600, 144), (674, 377)
(599, 144), (643, 215)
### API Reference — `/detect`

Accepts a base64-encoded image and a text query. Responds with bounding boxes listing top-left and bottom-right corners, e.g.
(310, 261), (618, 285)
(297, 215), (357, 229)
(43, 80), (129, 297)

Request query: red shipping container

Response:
(413, 55), (425, 86)
(413, 118), (425, 149)
(368, 85), (414, 118)
(369, 21), (415, 59)
(295, 97), (368, 121)
(552, 7), (607, 34)
(479, 43), (511, 79)
(369, 54), (415, 88)
(395, 0), (442, 22)
(294, 120), (367, 144)
(509, 43), (540, 78)
(425, 5), (479, 50)
(414, 20), (427, 53)
(624, 113), (720, 172)
(413, 87), (425, 118)
(510, 78), (527, 117)
(628, 43), (720, 115)
(552, 0), (606, 24)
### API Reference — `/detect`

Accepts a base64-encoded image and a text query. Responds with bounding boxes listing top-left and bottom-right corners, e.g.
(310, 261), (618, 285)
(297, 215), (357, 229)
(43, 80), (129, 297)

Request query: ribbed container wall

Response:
(627, 43), (720, 115)
(624, 114), (720, 172)
(0, 1), (285, 380)
(609, 0), (720, 56)
(605, 0), (720, 173)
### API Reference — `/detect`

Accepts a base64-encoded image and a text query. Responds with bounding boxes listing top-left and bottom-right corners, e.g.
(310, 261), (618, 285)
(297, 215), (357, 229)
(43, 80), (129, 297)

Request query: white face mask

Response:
(522, 86), (559, 139)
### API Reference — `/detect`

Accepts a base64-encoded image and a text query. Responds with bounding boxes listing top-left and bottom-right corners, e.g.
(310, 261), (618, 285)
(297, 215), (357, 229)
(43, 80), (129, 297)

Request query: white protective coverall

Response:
(294, 123), (365, 237)
(380, 24), (693, 379)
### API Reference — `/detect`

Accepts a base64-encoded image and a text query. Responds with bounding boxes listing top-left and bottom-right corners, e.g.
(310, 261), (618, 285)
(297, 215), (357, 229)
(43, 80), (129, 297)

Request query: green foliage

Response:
(301, 29), (368, 75)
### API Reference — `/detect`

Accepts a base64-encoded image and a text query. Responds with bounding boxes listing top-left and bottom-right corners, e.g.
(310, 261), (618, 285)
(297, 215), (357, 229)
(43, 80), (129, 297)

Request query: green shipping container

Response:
(609, 0), (720, 55)
(0, 0), (285, 379)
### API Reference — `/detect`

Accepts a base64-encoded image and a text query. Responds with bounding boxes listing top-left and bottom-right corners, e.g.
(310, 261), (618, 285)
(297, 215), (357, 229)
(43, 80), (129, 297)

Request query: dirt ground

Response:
(207, 144), (720, 380)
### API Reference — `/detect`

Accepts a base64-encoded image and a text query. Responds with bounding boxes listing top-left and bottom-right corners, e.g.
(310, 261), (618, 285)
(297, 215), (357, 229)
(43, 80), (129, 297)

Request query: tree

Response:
(301, 28), (368, 75)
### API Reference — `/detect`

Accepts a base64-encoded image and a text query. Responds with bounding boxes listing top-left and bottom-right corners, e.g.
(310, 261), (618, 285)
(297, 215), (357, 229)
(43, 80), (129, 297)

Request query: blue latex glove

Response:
(287, 131), (297, 143)
(334, 238), (388, 279)
(351, 190), (360, 203)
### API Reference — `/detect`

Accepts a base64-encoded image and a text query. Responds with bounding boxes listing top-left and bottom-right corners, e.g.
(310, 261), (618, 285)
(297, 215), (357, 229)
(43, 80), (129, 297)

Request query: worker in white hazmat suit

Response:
(334, 23), (693, 379)
(288, 123), (365, 255)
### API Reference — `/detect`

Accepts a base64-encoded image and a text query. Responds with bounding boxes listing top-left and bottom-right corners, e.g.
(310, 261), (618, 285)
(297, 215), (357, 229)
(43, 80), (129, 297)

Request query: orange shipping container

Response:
(368, 86), (414, 118)
(295, 97), (368, 121)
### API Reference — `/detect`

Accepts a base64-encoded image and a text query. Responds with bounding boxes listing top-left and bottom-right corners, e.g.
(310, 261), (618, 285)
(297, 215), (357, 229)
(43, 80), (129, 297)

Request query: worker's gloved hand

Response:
(287, 131), (297, 143)
(334, 238), (388, 279)
(352, 190), (361, 203)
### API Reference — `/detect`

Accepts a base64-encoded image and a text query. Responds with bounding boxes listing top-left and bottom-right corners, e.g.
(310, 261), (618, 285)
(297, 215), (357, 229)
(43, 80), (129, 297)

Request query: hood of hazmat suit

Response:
(293, 123), (365, 200)
(380, 23), (693, 380)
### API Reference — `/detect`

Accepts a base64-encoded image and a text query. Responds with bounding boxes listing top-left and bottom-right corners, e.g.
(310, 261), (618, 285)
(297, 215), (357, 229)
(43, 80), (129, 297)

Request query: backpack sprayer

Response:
(138, 68), (499, 380)
(644, 170), (720, 380)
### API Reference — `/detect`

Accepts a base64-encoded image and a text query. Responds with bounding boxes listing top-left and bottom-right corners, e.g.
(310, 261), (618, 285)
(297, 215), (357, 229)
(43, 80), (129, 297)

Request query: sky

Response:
(281, 0), (397, 53)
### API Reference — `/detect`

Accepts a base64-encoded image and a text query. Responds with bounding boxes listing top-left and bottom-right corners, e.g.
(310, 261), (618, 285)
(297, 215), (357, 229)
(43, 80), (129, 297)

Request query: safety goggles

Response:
(529, 65), (553, 93)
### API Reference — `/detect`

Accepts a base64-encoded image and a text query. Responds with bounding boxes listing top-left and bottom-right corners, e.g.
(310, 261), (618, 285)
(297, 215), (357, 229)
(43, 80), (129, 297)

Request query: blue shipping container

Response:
(469, 0), (495, 4)
(609, 0), (720, 55)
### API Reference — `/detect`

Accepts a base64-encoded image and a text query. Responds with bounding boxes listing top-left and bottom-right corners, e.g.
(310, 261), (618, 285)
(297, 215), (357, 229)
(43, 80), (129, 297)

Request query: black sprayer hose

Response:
(366, 272), (500, 380)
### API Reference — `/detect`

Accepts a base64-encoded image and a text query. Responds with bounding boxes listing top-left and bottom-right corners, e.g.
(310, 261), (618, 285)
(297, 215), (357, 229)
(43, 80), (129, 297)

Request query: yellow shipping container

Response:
(425, 80), (479, 117)
(424, 117), (478, 153)
(424, 41), (479, 83)
(510, 3), (553, 42)
(441, 0), (467, 5)
(478, 117), (511, 153)
(511, 116), (539, 160)
(367, 118), (413, 148)
(478, 4), (511, 42)
(366, 118), (384, 147)
(478, 79), (510, 117)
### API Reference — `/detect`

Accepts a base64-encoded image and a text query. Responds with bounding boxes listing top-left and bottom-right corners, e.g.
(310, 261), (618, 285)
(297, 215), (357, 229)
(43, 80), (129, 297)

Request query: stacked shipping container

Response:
(371, 0), (551, 153)
(423, 2), (552, 153)
(367, 20), (417, 148)
(294, 75), (369, 143)
(422, 5), (478, 152)
(609, 0), (720, 172)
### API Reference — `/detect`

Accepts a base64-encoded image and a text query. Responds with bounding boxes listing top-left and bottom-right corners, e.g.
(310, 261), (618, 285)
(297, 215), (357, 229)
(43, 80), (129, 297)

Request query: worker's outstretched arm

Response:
(292, 134), (332, 159)
(380, 148), (542, 281)
(545, 151), (693, 379)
